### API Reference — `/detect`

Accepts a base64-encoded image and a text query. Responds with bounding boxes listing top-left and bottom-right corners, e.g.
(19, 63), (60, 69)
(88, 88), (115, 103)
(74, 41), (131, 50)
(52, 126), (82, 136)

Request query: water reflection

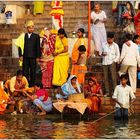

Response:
(0, 115), (139, 138)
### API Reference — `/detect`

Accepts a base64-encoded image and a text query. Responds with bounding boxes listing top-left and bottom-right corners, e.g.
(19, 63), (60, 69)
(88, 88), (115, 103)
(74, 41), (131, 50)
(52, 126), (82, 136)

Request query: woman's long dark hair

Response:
(58, 28), (67, 38)
(126, 1), (135, 18)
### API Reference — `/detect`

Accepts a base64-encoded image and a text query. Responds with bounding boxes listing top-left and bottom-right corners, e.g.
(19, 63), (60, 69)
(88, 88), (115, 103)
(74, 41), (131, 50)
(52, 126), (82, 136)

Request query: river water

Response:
(0, 114), (140, 139)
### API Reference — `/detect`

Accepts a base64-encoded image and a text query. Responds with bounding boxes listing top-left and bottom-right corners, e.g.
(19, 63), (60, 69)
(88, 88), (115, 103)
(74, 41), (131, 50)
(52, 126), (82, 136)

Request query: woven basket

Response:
(68, 93), (85, 102)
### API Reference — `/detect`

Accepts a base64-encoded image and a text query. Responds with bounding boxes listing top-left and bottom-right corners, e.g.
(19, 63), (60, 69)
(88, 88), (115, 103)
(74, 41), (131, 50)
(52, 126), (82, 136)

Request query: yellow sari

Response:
(52, 36), (69, 86)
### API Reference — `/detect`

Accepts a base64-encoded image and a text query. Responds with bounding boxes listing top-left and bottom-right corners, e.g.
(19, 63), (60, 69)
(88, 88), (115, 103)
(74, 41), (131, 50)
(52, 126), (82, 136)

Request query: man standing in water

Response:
(19, 20), (41, 87)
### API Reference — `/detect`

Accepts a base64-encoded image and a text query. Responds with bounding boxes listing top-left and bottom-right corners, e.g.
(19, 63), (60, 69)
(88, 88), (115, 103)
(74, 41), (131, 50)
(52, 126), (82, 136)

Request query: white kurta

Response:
(119, 41), (140, 93)
(112, 84), (136, 108)
(91, 10), (107, 55)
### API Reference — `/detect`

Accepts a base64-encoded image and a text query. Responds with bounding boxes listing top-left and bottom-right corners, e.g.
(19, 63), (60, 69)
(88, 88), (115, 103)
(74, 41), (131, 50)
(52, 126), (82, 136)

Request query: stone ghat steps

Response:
(0, 57), (20, 81)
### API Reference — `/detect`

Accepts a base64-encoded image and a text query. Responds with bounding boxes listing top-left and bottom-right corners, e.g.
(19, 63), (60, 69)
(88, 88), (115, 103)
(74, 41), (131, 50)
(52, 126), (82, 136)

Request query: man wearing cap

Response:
(19, 20), (41, 87)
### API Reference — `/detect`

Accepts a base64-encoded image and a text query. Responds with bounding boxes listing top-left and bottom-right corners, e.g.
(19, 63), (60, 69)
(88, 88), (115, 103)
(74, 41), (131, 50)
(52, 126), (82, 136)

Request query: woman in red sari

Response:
(85, 77), (103, 113)
(39, 28), (56, 88)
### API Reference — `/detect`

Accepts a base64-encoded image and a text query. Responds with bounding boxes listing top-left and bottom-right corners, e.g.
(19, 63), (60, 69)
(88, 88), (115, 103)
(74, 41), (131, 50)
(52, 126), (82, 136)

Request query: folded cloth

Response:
(53, 101), (88, 115)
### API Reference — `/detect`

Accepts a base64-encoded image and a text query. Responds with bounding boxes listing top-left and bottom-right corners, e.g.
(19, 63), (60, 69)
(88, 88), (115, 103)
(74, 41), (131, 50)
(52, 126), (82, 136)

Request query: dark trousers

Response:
(103, 62), (117, 95)
(23, 58), (36, 87)
(115, 107), (128, 121)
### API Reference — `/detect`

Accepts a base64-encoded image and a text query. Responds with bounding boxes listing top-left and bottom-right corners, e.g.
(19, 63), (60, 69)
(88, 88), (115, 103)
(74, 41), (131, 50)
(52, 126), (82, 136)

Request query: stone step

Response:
(0, 57), (19, 67)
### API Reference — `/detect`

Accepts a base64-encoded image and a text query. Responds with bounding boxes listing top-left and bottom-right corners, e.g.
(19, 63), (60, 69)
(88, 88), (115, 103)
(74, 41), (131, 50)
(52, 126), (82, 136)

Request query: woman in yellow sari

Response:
(52, 28), (69, 86)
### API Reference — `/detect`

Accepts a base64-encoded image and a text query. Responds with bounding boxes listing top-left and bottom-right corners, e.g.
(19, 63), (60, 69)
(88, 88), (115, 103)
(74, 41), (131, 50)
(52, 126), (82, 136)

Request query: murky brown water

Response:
(0, 114), (140, 139)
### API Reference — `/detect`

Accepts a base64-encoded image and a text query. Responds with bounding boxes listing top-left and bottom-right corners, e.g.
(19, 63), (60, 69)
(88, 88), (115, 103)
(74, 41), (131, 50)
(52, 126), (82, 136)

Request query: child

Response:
(25, 82), (52, 115)
(112, 74), (136, 120)
(71, 45), (87, 86)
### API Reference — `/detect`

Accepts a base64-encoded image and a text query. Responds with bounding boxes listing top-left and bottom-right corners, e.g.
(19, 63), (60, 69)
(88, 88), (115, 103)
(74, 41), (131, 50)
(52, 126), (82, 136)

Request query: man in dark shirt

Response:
(19, 20), (41, 86)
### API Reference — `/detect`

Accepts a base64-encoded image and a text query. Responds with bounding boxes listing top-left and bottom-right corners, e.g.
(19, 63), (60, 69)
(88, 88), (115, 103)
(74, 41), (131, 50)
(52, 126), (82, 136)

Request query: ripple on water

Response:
(0, 114), (139, 138)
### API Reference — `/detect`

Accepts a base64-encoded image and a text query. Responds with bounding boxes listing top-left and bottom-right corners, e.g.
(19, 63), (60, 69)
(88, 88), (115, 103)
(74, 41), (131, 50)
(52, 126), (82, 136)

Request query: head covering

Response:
(61, 75), (81, 96)
(25, 20), (34, 28)
(86, 77), (101, 94)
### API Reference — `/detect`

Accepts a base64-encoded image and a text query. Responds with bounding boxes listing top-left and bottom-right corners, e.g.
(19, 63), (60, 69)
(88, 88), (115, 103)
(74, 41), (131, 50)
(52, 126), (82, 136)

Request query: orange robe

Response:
(0, 85), (9, 114)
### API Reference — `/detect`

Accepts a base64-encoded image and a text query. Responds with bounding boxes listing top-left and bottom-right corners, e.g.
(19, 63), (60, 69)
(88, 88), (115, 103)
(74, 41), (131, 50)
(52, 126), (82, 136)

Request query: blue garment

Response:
(138, 72), (140, 80)
(116, 3), (126, 26)
(56, 75), (81, 99)
(115, 107), (128, 120)
(33, 97), (52, 112)
(138, 45), (140, 54)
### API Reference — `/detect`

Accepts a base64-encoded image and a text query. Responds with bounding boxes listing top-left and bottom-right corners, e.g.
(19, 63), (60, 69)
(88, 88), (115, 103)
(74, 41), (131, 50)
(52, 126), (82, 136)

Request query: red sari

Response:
(85, 77), (101, 113)
(40, 32), (56, 88)
(134, 11), (140, 35)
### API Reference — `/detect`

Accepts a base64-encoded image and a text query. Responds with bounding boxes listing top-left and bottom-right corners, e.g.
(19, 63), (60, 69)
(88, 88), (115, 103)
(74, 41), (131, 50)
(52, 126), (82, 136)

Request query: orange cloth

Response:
(84, 77), (102, 113)
(0, 85), (9, 113)
(71, 38), (87, 64)
(71, 65), (87, 84)
(135, 22), (140, 35)
(89, 96), (101, 113)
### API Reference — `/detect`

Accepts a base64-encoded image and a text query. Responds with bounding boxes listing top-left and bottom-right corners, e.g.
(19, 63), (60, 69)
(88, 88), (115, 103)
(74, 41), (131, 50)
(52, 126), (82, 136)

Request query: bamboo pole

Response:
(88, 0), (91, 56)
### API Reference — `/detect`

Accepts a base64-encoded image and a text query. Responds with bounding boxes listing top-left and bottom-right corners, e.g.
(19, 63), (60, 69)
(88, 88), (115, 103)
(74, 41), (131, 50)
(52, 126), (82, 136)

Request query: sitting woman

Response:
(84, 77), (103, 113)
(26, 82), (52, 115)
(56, 75), (81, 100)
(0, 81), (15, 114)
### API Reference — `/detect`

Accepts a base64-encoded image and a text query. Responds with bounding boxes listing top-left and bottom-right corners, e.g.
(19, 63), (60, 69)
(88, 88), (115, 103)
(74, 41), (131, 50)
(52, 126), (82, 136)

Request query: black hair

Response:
(58, 28), (67, 38)
(133, 35), (139, 42)
(126, 2), (135, 17)
(16, 70), (23, 76)
(120, 74), (128, 80)
(125, 33), (133, 41)
(78, 28), (85, 34)
(107, 32), (115, 38)
(88, 78), (96, 83)
(78, 45), (86, 52)
(139, 3), (140, 10)
(34, 82), (43, 89)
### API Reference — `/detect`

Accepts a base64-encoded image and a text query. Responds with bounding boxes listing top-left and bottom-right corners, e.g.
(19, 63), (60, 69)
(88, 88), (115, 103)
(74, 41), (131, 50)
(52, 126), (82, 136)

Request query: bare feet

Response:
(37, 112), (46, 116)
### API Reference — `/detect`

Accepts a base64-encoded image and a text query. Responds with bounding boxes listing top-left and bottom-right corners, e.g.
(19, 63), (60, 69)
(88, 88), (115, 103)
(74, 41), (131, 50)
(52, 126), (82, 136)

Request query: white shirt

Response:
(91, 10), (107, 27)
(112, 84), (136, 108)
(102, 42), (120, 65)
(28, 33), (32, 38)
(120, 41), (140, 67)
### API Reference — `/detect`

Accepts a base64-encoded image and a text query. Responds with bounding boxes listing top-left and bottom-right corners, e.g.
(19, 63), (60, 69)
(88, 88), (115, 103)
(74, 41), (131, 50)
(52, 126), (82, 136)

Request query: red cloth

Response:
(41, 61), (54, 88)
(36, 89), (48, 102)
(134, 12), (140, 26)
(40, 34), (56, 88)
(85, 77), (101, 95)
(134, 12), (140, 35)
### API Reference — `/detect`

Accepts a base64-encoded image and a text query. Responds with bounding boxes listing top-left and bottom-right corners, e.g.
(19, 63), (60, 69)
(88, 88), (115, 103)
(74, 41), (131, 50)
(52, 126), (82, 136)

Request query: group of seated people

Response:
(0, 69), (104, 115)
